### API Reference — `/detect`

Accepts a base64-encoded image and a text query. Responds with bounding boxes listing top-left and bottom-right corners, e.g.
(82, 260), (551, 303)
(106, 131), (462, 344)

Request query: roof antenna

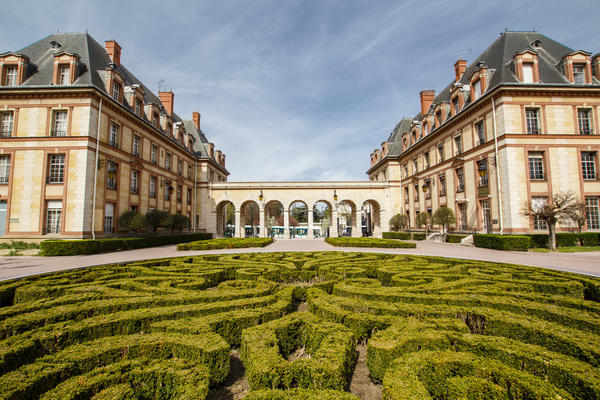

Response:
(156, 79), (165, 92)
(454, 48), (471, 59)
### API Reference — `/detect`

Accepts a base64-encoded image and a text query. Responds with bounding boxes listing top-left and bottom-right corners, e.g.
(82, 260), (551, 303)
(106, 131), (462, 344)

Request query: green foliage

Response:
(145, 209), (171, 232)
(415, 212), (429, 229)
(39, 233), (212, 256)
(473, 234), (531, 251)
(170, 214), (191, 232)
(389, 214), (408, 232)
(432, 206), (456, 232)
(0, 241), (39, 250)
(325, 237), (416, 248)
(0, 252), (598, 399)
(118, 210), (146, 232)
(177, 237), (273, 250)
(445, 234), (466, 243)
(382, 232), (412, 240)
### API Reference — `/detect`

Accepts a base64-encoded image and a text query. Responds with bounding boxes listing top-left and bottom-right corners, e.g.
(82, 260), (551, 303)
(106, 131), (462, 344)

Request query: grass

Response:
(529, 246), (600, 253)
(0, 241), (39, 250)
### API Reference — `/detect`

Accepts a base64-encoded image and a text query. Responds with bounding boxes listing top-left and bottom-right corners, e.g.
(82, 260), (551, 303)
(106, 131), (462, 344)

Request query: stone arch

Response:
(288, 200), (309, 238)
(362, 199), (382, 237)
(215, 200), (235, 237)
(264, 200), (284, 238)
(240, 200), (260, 237)
(337, 199), (358, 237)
(312, 200), (332, 238)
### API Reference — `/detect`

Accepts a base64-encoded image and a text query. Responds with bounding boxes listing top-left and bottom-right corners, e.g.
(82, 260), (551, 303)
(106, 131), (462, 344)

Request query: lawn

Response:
(0, 252), (598, 399)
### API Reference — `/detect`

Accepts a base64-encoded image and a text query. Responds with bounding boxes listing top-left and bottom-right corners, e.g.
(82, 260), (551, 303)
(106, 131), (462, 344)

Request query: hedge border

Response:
(177, 237), (273, 251)
(325, 237), (416, 249)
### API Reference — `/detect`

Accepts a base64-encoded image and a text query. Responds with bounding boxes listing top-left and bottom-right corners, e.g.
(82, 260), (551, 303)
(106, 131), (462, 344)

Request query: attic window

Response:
(58, 65), (70, 85)
(3, 66), (18, 86)
(473, 79), (482, 100)
(451, 96), (460, 115)
(50, 41), (61, 50)
(522, 63), (534, 83)
(574, 64), (586, 84)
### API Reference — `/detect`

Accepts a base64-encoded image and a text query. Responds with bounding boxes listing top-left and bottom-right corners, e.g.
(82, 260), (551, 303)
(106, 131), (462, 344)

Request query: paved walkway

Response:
(1, 239), (599, 281)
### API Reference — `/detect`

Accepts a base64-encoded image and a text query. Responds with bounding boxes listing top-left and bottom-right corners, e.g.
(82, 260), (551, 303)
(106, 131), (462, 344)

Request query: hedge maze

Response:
(0, 252), (599, 399)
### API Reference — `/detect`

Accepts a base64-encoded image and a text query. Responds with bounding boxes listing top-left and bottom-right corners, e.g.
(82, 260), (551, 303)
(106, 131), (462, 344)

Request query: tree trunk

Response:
(548, 223), (557, 250)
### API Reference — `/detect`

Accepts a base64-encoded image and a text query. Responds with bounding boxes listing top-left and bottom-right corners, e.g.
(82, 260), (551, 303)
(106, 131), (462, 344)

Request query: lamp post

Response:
(333, 190), (338, 201)
(259, 190), (263, 201)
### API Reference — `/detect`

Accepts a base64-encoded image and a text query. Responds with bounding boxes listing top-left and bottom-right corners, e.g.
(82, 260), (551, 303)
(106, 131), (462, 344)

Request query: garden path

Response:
(0, 239), (599, 281)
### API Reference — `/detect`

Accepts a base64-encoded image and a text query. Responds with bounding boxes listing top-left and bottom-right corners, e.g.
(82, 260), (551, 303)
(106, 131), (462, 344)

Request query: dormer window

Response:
(135, 98), (142, 117)
(451, 96), (460, 115)
(574, 64), (586, 84)
(522, 63), (534, 83)
(58, 65), (70, 85)
(473, 79), (482, 100)
(153, 112), (159, 128)
(4, 66), (17, 86)
(112, 81), (121, 101)
(435, 110), (442, 127)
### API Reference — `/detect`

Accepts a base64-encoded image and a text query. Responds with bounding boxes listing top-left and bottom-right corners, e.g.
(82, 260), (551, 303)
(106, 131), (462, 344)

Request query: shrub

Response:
(325, 237), (416, 248)
(411, 233), (426, 241)
(382, 232), (412, 240)
(39, 233), (212, 256)
(527, 234), (549, 249)
(580, 232), (600, 246)
(118, 211), (146, 232)
(473, 234), (530, 251)
(446, 234), (466, 243)
(177, 237), (273, 250)
(389, 214), (408, 232)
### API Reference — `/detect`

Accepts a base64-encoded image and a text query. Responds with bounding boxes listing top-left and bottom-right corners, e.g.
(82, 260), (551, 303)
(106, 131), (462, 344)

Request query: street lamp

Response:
(168, 184), (175, 196)
(333, 190), (338, 201)
(259, 190), (263, 201)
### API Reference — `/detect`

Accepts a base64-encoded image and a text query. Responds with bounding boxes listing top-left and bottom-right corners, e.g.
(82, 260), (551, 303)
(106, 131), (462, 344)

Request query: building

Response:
(368, 31), (600, 234)
(0, 33), (228, 239)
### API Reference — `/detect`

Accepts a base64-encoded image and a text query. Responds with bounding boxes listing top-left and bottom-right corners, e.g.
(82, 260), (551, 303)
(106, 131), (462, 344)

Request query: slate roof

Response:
(372, 31), (598, 167)
(3, 32), (227, 171)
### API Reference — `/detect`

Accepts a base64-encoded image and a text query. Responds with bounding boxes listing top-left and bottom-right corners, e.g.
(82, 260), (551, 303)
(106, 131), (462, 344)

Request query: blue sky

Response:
(2, 0), (598, 181)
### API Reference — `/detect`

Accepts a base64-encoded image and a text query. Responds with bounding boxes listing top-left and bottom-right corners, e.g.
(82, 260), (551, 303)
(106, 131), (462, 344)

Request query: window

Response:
(452, 96), (460, 115)
(132, 135), (140, 157)
(475, 120), (485, 145)
(106, 161), (117, 189)
(423, 122), (430, 136)
(435, 110), (442, 127)
(52, 111), (68, 136)
(477, 160), (488, 187)
(165, 153), (171, 170)
(135, 99), (142, 117)
(167, 124), (173, 137)
(454, 134), (462, 156)
(177, 159), (183, 175)
(151, 145), (157, 165)
(403, 164), (409, 178)
(574, 64), (585, 84)
(522, 63), (534, 83)
(414, 184), (419, 202)
(187, 188), (192, 204)
(176, 185), (182, 203)
(153, 112), (159, 128)
(109, 123), (119, 147)
(413, 159), (418, 173)
(47, 154), (65, 184)
(581, 152), (597, 180)
(481, 199), (491, 232)
(586, 197), (600, 229)
(0, 111), (14, 138)
(456, 168), (465, 192)
(188, 165), (192, 179)
(4, 66), (17, 86)
(130, 170), (139, 194)
(578, 109), (593, 135)
(473, 79), (482, 100)
(104, 203), (114, 233)
(164, 180), (172, 201)
(45, 200), (62, 234)
(439, 174), (446, 196)
(532, 197), (548, 230)
(528, 152), (545, 180)
(526, 108), (540, 134)
(424, 180), (431, 199)
(458, 203), (467, 230)
(0, 155), (10, 184)
(404, 187), (409, 203)
(423, 151), (430, 169)
(149, 176), (157, 198)
(59, 65), (70, 85)
(437, 143), (445, 162)
(112, 81), (121, 101)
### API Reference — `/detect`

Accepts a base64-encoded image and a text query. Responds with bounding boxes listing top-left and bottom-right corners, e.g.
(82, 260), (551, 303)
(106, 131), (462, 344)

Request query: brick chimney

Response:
(192, 111), (201, 130)
(420, 90), (435, 115)
(216, 150), (222, 165)
(454, 59), (467, 82)
(104, 40), (122, 66)
(158, 91), (174, 116)
(208, 142), (214, 158)
(221, 154), (226, 168)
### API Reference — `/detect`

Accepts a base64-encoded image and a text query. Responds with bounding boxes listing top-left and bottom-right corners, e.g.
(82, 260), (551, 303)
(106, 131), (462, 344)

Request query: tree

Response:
(171, 214), (190, 232)
(522, 191), (578, 250)
(432, 206), (456, 234)
(389, 214), (408, 231)
(145, 209), (170, 233)
(416, 212), (430, 234)
(564, 200), (587, 233)
(118, 210), (146, 232)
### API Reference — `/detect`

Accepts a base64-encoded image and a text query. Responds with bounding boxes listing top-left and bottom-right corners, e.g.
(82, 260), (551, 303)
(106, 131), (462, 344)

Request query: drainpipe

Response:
(91, 97), (103, 240)
(492, 95), (503, 235)
(193, 157), (197, 233)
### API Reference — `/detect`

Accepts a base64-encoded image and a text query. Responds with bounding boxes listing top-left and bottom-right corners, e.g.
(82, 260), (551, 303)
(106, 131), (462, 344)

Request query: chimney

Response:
(209, 142), (214, 158)
(420, 90), (435, 115)
(104, 40), (122, 66)
(216, 150), (222, 165)
(192, 111), (201, 130)
(454, 59), (467, 82)
(221, 154), (226, 168)
(158, 91), (174, 116)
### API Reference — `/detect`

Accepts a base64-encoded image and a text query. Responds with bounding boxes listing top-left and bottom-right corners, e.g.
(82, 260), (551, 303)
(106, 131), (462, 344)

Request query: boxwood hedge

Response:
(325, 237), (416, 248)
(0, 251), (598, 399)
(177, 237), (273, 250)
(473, 234), (531, 251)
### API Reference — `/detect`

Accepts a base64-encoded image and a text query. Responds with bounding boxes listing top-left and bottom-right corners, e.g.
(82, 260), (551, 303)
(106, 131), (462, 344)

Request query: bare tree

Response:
(564, 201), (587, 233)
(522, 191), (578, 250)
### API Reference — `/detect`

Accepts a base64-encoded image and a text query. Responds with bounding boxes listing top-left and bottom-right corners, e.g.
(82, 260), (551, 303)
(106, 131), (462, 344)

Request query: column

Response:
(234, 210), (242, 238)
(330, 207), (339, 237)
(283, 209), (290, 239)
(352, 208), (362, 237)
(259, 206), (266, 238)
(307, 209), (314, 239)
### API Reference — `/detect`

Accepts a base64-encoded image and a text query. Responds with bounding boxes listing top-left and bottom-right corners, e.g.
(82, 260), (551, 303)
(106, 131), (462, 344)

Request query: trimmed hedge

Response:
(383, 231), (426, 241)
(40, 233), (212, 256)
(245, 389), (360, 399)
(446, 234), (467, 243)
(325, 237), (416, 248)
(481, 232), (600, 250)
(473, 234), (530, 251)
(177, 237), (273, 251)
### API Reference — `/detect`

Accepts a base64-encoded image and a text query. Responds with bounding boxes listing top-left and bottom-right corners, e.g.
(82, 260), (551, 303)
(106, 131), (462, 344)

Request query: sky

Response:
(1, 0), (598, 181)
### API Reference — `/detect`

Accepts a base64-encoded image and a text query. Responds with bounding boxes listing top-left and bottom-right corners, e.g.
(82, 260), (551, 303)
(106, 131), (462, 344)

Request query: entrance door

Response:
(0, 201), (7, 236)
(458, 203), (467, 231)
(480, 200), (491, 233)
